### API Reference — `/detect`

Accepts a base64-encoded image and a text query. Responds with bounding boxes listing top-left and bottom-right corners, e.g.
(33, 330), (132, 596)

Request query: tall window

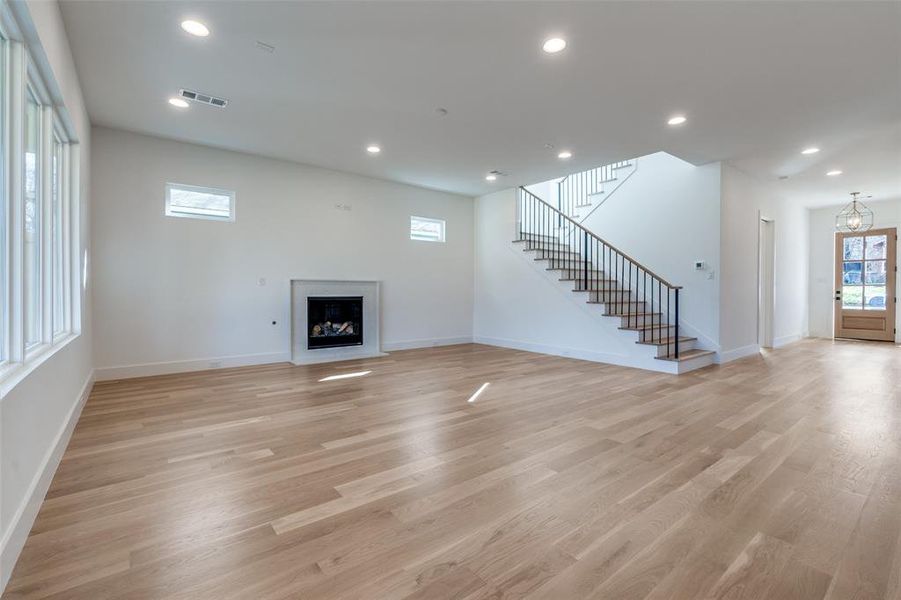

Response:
(0, 32), (79, 381)
(0, 37), (6, 363)
(52, 132), (65, 336)
(24, 89), (41, 349)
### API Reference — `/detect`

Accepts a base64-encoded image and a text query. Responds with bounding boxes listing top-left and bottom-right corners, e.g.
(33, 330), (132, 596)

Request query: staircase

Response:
(515, 187), (715, 374)
(555, 160), (637, 222)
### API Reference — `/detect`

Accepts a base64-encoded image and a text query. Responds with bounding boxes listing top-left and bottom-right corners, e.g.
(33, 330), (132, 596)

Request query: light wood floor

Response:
(6, 340), (901, 599)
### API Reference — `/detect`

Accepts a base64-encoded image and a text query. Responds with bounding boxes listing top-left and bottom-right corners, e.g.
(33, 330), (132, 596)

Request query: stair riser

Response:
(635, 327), (676, 342)
(517, 233), (559, 244)
(616, 314), (663, 326)
(562, 272), (609, 282)
(652, 339), (696, 358)
(585, 290), (632, 303)
(599, 302), (648, 312)
(531, 250), (582, 260)
(543, 259), (599, 270)
(522, 242), (575, 252)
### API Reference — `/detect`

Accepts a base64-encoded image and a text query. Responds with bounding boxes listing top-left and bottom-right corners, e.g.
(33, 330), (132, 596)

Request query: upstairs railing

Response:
(517, 186), (682, 359)
(556, 160), (632, 220)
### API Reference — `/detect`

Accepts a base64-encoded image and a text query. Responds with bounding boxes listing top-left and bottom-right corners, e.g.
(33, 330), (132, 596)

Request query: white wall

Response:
(1, 0), (93, 589)
(719, 164), (809, 360)
(90, 127), (474, 378)
(809, 198), (901, 342)
(580, 152), (722, 348)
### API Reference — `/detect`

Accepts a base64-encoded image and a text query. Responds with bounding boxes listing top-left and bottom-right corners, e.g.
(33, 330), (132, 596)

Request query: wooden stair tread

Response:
(619, 323), (674, 331)
(604, 311), (661, 317)
(532, 252), (580, 258)
(637, 336), (696, 347)
(655, 349), (715, 362)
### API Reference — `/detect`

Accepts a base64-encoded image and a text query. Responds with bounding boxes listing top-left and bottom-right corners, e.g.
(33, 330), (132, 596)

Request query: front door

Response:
(834, 227), (896, 341)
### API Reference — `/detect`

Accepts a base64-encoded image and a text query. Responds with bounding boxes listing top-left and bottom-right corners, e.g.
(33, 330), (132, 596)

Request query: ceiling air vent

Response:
(179, 89), (228, 108)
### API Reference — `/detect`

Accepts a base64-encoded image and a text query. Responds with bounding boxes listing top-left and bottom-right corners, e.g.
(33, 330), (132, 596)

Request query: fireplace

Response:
(307, 296), (363, 349)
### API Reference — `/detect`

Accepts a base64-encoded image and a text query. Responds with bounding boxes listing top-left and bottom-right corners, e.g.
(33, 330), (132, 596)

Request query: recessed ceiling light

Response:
(180, 20), (210, 37)
(485, 173), (497, 182)
(826, 170), (843, 176)
(801, 147), (820, 155)
(168, 97), (189, 109)
(366, 145), (381, 154)
(667, 115), (687, 126)
(558, 150), (572, 159)
(543, 38), (566, 53)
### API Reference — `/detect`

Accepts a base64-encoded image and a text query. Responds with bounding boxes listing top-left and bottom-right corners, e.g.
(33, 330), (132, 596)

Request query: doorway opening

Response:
(758, 217), (775, 349)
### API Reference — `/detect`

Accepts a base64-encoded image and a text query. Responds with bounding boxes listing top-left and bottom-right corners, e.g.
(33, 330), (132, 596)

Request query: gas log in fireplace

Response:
(307, 296), (363, 349)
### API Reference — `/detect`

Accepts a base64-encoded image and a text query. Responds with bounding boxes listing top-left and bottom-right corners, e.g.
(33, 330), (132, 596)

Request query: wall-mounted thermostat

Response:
(694, 260), (706, 270)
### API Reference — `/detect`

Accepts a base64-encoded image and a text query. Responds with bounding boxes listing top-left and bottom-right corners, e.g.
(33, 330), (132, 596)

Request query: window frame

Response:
(51, 121), (70, 339)
(0, 32), (7, 366)
(23, 80), (42, 352)
(410, 215), (446, 243)
(165, 182), (236, 223)
(0, 17), (81, 395)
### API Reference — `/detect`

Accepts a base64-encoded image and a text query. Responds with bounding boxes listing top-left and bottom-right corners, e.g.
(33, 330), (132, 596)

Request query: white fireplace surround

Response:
(291, 279), (385, 365)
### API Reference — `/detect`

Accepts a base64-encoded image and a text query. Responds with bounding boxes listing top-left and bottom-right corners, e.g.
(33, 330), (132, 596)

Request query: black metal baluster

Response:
(666, 286), (670, 356)
(583, 230), (588, 291)
(628, 262), (633, 328)
(674, 288), (680, 359)
(657, 282), (661, 345)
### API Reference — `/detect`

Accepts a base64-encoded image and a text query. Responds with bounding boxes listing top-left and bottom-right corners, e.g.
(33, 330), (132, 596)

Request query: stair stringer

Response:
(496, 237), (685, 374)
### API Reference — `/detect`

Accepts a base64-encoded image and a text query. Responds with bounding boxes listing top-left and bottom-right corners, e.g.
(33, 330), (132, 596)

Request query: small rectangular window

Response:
(410, 216), (445, 243)
(165, 183), (235, 222)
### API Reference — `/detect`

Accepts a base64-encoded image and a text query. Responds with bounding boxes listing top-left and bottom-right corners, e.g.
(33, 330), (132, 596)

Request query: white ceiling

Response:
(59, 1), (901, 202)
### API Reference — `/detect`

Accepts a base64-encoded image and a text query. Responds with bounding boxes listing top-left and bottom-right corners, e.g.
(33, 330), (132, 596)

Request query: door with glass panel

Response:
(835, 228), (896, 341)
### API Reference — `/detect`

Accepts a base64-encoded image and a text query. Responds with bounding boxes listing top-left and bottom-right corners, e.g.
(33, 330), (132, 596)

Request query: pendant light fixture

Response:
(835, 192), (874, 232)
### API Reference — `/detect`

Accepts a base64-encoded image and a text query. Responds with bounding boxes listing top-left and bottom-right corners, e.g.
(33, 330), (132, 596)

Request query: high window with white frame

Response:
(0, 17), (80, 382)
(410, 216), (446, 243)
(165, 183), (235, 222)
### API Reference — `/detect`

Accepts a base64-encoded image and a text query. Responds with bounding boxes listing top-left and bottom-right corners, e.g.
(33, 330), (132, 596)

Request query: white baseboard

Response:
(717, 343), (760, 364)
(291, 350), (388, 365)
(773, 333), (802, 348)
(95, 340), (477, 380)
(94, 351), (291, 381)
(472, 335), (674, 373)
(382, 337), (473, 351)
(0, 369), (94, 593)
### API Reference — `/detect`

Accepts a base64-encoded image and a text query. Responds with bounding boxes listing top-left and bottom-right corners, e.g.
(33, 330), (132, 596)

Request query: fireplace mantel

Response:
(290, 279), (384, 365)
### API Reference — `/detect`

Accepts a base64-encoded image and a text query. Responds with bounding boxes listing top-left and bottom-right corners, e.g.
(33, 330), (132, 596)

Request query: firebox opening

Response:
(307, 296), (363, 349)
